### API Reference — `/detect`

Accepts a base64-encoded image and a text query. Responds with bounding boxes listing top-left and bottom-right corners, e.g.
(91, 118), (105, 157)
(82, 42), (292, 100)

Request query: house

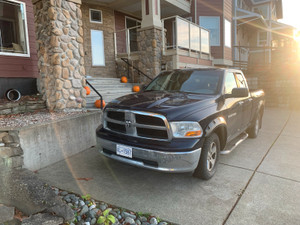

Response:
(0, 0), (296, 111)
(0, 0), (38, 99)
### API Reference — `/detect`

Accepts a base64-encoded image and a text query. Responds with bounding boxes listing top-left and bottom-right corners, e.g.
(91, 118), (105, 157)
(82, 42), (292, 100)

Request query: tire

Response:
(247, 113), (261, 138)
(193, 133), (220, 180)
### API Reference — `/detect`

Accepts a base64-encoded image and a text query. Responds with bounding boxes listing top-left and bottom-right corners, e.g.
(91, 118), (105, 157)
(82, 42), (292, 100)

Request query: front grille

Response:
(103, 109), (170, 141)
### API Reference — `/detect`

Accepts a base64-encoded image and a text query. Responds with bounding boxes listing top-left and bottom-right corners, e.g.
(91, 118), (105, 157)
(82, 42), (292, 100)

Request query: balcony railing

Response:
(162, 16), (210, 56)
(114, 25), (141, 58)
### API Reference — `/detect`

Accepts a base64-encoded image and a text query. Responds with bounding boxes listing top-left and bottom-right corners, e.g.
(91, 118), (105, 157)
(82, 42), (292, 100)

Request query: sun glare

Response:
(295, 30), (300, 61)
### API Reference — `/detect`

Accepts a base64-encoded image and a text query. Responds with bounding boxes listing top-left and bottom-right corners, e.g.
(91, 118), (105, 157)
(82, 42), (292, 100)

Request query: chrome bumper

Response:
(97, 137), (201, 173)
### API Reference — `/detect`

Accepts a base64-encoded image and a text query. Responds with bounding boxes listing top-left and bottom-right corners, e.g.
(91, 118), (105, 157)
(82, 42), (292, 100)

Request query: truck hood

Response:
(107, 91), (217, 121)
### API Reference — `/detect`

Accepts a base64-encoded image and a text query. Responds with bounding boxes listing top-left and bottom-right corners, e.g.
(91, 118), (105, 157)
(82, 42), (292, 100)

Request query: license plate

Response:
(116, 144), (132, 158)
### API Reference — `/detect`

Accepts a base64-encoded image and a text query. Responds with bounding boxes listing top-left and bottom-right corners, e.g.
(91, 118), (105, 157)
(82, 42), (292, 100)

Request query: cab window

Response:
(236, 73), (247, 88)
(224, 72), (238, 94)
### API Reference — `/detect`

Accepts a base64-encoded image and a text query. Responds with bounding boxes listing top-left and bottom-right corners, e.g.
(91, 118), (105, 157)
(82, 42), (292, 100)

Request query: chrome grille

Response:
(103, 109), (171, 141)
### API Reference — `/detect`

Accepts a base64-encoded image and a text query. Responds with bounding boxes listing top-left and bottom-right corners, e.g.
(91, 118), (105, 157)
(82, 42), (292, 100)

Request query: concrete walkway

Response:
(37, 108), (300, 225)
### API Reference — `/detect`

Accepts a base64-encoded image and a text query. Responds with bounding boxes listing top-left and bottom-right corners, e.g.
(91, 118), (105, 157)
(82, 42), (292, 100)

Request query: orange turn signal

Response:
(185, 130), (202, 137)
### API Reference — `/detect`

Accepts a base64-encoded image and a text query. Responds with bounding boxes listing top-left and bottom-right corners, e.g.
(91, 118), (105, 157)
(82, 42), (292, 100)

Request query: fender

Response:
(204, 116), (227, 137)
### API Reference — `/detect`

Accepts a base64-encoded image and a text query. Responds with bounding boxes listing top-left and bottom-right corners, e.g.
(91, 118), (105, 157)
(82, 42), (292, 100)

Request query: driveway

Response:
(37, 108), (300, 225)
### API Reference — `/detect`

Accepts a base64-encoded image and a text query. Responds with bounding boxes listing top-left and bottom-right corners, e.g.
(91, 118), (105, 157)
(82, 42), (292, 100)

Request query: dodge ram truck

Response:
(96, 68), (265, 180)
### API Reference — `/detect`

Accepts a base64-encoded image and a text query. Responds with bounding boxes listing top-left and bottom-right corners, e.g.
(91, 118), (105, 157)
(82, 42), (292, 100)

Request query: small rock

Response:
(61, 191), (68, 196)
(136, 219), (142, 225)
(0, 143), (5, 147)
(77, 215), (82, 222)
(91, 218), (97, 225)
(125, 217), (135, 224)
(140, 216), (147, 222)
(117, 215), (122, 220)
(79, 200), (85, 206)
(158, 222), (168, 225)
(99, 204), (107, 211)
(110, 210), (118, 217)
(150, 217), (158, 225)
(80, 205), (89, 216)
(0, 204), (15, 223)
(89, 204), (96, 210)
(122, 212), (136, 220)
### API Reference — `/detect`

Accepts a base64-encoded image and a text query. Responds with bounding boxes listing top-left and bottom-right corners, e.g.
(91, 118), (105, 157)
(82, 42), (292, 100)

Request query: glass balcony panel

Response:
(201, 29), (210, 54)
(177, 18), (189, 49)
(190, 24), (200, 51)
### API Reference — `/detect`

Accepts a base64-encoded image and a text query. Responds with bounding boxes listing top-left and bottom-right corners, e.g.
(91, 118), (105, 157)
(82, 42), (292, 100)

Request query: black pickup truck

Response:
(96, 68), (265, 179)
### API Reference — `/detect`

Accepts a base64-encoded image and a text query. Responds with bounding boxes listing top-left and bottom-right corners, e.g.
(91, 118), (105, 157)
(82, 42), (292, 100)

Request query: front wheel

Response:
(193, 133), (220, 180)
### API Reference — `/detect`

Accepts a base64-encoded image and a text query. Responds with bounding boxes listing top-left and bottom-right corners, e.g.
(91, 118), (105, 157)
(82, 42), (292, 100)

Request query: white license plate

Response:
(116, 144), (132, 158)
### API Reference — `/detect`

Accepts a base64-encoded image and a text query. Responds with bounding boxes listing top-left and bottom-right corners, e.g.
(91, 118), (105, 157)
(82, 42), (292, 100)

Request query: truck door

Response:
(224, 72), (243, 142)
(235, 73), (252, 131)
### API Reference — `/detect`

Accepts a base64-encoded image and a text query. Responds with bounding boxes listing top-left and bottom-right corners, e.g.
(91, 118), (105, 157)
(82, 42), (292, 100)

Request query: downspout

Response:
(233, 0), (237, 62)
(194, 0), (197, 24)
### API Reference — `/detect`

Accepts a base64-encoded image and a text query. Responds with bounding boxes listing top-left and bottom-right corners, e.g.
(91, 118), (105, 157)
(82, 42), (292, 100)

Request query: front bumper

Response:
(98, 137), (201, 173)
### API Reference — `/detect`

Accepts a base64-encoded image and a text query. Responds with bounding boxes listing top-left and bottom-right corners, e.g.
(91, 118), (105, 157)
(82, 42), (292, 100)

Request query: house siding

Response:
(0, 0), (38, 78)
(81, 3), (116, 78)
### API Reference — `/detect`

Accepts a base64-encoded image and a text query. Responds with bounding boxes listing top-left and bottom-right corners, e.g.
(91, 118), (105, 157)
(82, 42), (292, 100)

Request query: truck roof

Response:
(173, 68), (243, 74)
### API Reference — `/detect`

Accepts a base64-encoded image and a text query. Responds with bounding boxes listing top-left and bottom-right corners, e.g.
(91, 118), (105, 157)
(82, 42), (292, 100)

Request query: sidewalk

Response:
(37, 108), (300, 225)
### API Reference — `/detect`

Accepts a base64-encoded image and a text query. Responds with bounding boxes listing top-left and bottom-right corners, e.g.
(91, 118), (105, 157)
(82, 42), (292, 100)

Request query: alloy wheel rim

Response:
(207, 142), (217, 171)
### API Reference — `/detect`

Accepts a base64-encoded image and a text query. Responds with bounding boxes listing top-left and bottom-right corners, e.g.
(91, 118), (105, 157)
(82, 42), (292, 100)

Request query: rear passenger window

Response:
(224, 72), (238, 94)
(236, 74), (247, 88)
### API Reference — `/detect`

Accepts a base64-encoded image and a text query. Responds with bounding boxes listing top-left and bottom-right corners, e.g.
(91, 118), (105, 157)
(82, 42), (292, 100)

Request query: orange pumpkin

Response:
(95, 99), (106, 108)
(132, 85), (140, 92)
(121, 76), (128, 83)
(84, 86), (91, 95)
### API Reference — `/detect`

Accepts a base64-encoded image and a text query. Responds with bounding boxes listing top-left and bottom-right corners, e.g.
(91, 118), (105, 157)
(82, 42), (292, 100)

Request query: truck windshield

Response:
(145, 70), (222, 95)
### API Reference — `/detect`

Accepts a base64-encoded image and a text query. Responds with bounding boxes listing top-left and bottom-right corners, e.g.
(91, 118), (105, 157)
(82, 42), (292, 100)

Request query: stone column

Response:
(138, 0), (163, 82)
(33, 0), (86, 111)
(137, 27), (163, 81)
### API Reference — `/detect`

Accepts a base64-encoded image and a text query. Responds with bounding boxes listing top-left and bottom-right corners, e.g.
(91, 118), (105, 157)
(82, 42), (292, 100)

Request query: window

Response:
(224, 73), (238, 94)
(0, 0), (29, 56)
(235, 74), (247, 88)
(91, 30), (105, 66)
(258, 31), (267, 46)
(89, 9), (102, 24)
(199, 16), (220, 46)
(225, 19), (231, 48)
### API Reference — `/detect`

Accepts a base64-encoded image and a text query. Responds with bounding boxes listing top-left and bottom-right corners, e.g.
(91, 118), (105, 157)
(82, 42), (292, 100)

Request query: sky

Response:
(279, 0), (300, 30)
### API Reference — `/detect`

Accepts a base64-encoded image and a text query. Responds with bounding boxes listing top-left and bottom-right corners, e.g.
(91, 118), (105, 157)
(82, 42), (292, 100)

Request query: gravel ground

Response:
(54, 187), (170, 225)
(0, 109), (88, 128)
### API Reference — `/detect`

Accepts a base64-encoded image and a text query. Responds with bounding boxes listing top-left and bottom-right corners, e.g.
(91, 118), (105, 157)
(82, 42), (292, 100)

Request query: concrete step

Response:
(85, 77), (137, 109)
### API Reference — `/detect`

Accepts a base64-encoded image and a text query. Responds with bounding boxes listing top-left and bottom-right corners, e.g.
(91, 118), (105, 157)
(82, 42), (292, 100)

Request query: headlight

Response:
(170, 121), (203, 138)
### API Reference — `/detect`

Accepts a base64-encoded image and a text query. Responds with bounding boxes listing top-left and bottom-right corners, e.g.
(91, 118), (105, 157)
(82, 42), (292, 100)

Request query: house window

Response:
(225, 19), (231, 48)
(258, 31), (267, 46)
(91, 30), (105, 66)
(89, 9), (102, 24)
(0, 0), (29, 57)
(199, 16), (220, 46)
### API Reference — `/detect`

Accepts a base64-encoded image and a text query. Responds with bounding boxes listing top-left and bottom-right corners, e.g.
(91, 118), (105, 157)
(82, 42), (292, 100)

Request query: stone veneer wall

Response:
(34, 0), (86, 110)
(0, 131), (23, 170)
(137, 27), (163, 82)
(81, 4), (116, 78)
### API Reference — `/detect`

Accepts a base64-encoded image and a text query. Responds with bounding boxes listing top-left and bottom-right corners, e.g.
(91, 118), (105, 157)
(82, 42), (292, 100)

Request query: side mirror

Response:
(225, 88), (248, 98)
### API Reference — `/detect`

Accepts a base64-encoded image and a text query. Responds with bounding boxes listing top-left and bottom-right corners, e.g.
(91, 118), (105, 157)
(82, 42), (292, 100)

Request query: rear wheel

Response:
(247, 113), (261, 138)
(193, 133), (220, 180)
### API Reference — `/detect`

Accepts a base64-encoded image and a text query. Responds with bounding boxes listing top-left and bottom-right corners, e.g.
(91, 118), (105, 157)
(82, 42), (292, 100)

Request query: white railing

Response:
(161, 16), (211, 55)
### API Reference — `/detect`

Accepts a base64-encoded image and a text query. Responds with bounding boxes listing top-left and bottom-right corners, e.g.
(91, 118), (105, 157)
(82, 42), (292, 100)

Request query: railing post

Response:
(162, 19), (165, 55)
(114, 32), (117, 59)
(126, 29), (131, 58)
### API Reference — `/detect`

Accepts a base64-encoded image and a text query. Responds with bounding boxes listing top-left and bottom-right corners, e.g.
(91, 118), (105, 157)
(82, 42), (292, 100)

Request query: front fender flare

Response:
(205, 117), (227, 137)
